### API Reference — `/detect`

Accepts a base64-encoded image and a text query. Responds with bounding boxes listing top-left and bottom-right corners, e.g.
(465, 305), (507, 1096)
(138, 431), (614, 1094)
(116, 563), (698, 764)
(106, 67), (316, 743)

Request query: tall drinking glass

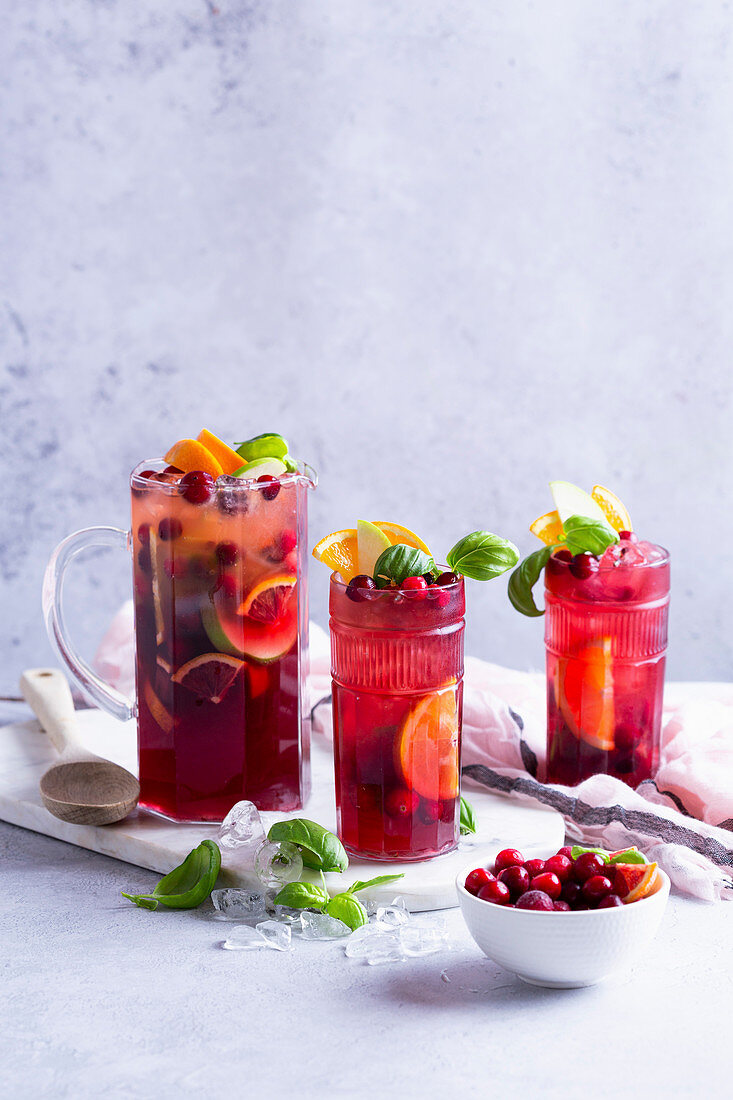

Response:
(544, 541), (670, 786)
(329, 573), (465, 861)
(43, 460), (317, 821)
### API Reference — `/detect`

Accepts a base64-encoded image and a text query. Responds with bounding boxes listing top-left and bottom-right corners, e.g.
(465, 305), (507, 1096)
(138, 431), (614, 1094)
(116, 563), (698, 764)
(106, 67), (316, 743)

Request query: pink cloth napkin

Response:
(95, 611), (733, 902)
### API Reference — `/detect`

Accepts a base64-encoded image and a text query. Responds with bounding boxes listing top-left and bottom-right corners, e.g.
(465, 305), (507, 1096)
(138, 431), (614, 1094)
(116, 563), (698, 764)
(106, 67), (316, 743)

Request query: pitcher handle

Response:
(42, 526), (136, 721)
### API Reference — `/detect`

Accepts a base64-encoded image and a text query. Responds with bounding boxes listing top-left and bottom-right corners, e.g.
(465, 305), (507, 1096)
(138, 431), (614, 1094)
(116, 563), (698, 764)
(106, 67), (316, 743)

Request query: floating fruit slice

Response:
(557, 638), (615, 751)
(196, 430), (244, 476)
(172, 653), (244, 704)
(591, 485), (633, 533)
(164, 439), (223, 479)
(357, 520), (392, 575)
(201, 598), (298, 663)
(396, 689), (460, 802)
(233, 457), (288, 479)
(143, 679), (174, 733)
(529, 509), (565, 546)
(312, 528), (359, 582)
(235, 433), (289, 462)
(371, 522), (432, 555)
(247, 662), (271, 698)
(239, 574), (297, 623)
(549, 480), (609, 527)
(613, 862), (660, 903)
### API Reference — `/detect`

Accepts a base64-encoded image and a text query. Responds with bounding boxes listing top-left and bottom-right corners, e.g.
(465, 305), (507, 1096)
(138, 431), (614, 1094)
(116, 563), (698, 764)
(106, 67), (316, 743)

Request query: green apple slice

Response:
(357, 520), (392, 575)
(549, 480), (609, 526)
(235, 433), (289, 462)
(233, 457), (288, 479)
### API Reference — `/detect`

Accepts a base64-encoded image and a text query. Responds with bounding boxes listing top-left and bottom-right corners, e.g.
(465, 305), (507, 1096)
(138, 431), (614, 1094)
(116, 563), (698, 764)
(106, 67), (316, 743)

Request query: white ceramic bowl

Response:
(456, 860), (670, 988)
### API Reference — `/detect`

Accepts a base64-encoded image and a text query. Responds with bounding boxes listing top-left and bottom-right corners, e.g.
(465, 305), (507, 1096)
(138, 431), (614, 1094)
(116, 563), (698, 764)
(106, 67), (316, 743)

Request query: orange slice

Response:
(557, 639), (615, 751)
(238, 574), (297, 624)
(143, 679), (174, 734)
(164, 439), (223, 478)
(196, 430), (244, 476)
(312, 528), (359, 582)
(372, 522), (431, 555)
(591, 485), (632, 533)
(397, 689), (460, 802)
(614, 862), (660, 903)
(172, 653), (244, 704)
(529, 510), (564, 546)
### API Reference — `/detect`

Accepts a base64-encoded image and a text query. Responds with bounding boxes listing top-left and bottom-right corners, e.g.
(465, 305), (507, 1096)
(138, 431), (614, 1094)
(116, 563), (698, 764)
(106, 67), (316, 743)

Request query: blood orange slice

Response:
(172, 653), (244, 703)
(238, 574), (297, 623)
(613, 862), (660, 903)
(396, 689), (460, 802)
(557, 638), (615, 751)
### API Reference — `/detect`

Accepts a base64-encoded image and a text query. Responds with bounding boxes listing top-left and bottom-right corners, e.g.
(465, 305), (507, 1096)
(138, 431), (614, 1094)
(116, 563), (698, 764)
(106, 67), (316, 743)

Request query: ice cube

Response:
(221, 925), (270, 951)
(344, 922), (398, 958)
(375, 904), (409, 928)
(399, 921), (449, 957)
(254, 841), (303, 888)
(255, 920), (292, 951)
(211, 888), (267, 922)
(218, 800), (266, 852)
(273, 904), (305, 925)
(364, 933), (405, 965)
(299, 912), (351, 940)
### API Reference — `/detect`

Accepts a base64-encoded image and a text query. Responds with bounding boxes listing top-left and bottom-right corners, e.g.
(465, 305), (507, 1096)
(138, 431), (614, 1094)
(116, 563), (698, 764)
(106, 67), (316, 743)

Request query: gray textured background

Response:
(2, 1), (732, 693)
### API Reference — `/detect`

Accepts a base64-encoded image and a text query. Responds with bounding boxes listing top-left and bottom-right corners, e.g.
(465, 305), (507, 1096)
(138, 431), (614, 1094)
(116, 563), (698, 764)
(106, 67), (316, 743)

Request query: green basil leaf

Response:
(570, 845), (610, 863)
(348, 874), (405, 895)
(507, 545), (554, 617)
(373, 543), (435, 586)
(234, 432), (289, 461)
(563, 515), (618, 556)
(272, 880), (330, 910)
(608, 847), (647, 865)
(459, 796), (477, 836)
(446, 531), (520, 581)
(282, 454), (299, 473)
(267, 819), (348, 873)
(122, 839), (222, 911)
(325, 893), (368, 931)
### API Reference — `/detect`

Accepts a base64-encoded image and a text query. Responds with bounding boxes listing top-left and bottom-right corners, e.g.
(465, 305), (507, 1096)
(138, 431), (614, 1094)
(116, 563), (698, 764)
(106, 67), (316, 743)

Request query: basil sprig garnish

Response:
(325, 893), (368, 930)
(373, 544), (436, 586)
(122, 839), (221, 911)
(273, 880), (331, 911)
(508, 514), (620, 618)
(446, 532), (519, 581)
(267, 819), (348, 872)
(459, 796), (477, 836)
(273, 870), (405, 931)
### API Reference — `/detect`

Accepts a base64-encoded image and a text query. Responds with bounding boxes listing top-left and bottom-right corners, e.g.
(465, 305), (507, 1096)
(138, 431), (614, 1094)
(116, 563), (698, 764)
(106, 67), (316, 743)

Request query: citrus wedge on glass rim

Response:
(396, 687), (460, 802)
(549, 481), (610, 527)
(356, 520), (392, 575)
(371, 522), (432, 554)
(312, 528), (359, 582)
(557, 638), (615, 751)
(591, 484), (633, 533)
(529, 509), (565, 546)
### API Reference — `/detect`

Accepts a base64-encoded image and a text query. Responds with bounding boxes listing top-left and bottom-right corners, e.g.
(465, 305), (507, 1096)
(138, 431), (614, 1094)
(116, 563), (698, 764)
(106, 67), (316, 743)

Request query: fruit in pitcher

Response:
(164, 439), (223, 478)
(196, 430), (244, 476)
(172, 653), (244, 704)
(202, 578), (298, 663)
(239, 574), (297, 624)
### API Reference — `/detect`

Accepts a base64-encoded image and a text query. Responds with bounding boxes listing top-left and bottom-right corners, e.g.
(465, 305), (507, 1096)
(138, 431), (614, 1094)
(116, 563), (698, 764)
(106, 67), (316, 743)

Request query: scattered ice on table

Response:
(255, 920), (292, 952)
(399, 920), (449, 957)
(344, 921), (394, 958)
(211, 888), (267, 922)
(364, 934), (405, 966)
(221, 925), (270, 951)
(274, 904), (305, 925)
(218, 800), (266, 852)
(345, 905), (450, 964)
(254, 840), (303, 888)
(375, 903), (409, 928)
(299, 912), (351, 940)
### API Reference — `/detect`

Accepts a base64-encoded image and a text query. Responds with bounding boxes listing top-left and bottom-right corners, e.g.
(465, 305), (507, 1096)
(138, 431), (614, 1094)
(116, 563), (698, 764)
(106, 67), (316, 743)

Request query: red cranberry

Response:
(477, 879), (511, 906)
(560, 880), (582, 907)
(384, 787), (420, 818)
(137, 547), (151, 574)
(158, 517), (182, 541)
(618, 530), (638, 543)
(554, 549), (573, 564)
(498, 865), (531, 900)
(553, 900), (571, 911)
(216, 541), (238, 566)
(572, 852), (607, 883)
(543, 854), (572, 882)
(557, 845), (573, 859)
(163, 558), (186, 580)
(137, 524), (150, 546)
(217, 477), (250, 515)
(133, 469), (157, 496)
(426, 584), (451, 607)
(346, 575), (377, 602)
(279, 529), (297, 556)
(465, 868), (494, 896)
(400, 575), (428, 598)
(420, 799), (442, 823)
(582, 875), (614, 905)
(180, 470), (215, 504)
(435, 571), (459, 587)
(523, 858), (546, 878)
(257, 474), (280, 501)
(493, 848), (525, 874)
(516, 890), (554, 911)
(164, 464), (183, 474)
(597, 893), (624, 908)
(530, 872), (562, 900)
(569, 553), (599, 579)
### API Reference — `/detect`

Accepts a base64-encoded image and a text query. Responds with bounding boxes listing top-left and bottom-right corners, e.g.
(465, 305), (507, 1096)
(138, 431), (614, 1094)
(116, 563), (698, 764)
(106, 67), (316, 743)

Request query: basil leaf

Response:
(267, 819), (348, 873)
(325, 892), (368, 931)
(563, 515), (618, 556)
(272, 880), (330, 910)
(122, 839), (221, 911)
(507, 545), (554, 617)
(348, 874), (405, 894)
(570, 845), (610, 863)
(459, 796), (477, 836)
(446, 531), (520, 581)
(608, 847), (647, 865)
(373, 543), (436, 586)
(234, 432), (289, 461)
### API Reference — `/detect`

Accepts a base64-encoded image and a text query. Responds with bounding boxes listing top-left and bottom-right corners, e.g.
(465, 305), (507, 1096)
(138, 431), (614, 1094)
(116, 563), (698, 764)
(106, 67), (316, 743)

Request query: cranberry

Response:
(346, 575), (377, 602)
(427, 584), (451, 607)
(477, 879), (511, 906)
(523, 858), (545, 878)
(498, 865), (531, 900)
(493, 848), (525, 874)
(553, 900), (571, 911)
(435, 571), (459, 587)
(132, 469), (157, 496)
(216, 541), (239, 566)
(384, 787), (420, 818)
(614, 722), (638, 751)
(597, 893), (624, 908)
(572, 852), (607, 883)
(516, 890), (554, 911)
(163, 558), (186, 580)
(543, 854), (572, 882)
(530, 872), (562, 900)
(554, 549), (573, 564)
(158, 517), (182, 541)
(164, 464), (183, 474)
(569, 553), (599, 579)
(465, 868), (494, 896)
(217, 477), (250, 515)
(257, 474), (280, 501)
(137, 546), (151, 574)
(279, 529), (297, 556)
(618, 530), (638, 543)
(420, 799), (442, 823)
(400, 575), (428, 598)
(581, 875), (614, 905)
(556, 845), (573, 859)
(180, 470), (215, 504)
(137, 524), (150, 546)
(560, 880), (582, 907)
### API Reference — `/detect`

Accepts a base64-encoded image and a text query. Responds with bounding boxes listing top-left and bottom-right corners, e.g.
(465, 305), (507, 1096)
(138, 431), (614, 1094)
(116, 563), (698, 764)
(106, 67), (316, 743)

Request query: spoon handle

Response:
(19, 668), (84, 754)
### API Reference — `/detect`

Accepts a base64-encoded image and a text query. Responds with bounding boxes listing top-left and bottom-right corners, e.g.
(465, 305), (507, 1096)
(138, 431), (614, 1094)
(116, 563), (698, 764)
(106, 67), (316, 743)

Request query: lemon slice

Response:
(549, 481), (609, 526)
(591, 485), (632, 533)
(357, 520), (392, 575)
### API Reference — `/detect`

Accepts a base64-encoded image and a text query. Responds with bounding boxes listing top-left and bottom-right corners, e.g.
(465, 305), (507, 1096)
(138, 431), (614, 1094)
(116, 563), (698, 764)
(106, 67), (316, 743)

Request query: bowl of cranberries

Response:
(457, 844), (670, 988)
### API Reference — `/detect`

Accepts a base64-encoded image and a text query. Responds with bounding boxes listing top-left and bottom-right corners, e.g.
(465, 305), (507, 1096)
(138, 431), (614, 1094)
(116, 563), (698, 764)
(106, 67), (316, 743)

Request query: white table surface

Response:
(1, 702), (730, 1099)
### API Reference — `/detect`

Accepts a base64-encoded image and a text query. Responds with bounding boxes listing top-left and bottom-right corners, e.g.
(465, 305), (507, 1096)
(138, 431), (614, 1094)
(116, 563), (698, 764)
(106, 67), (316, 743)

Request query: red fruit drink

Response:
(544, 537), (670, 786)
(131, 461), (315, 820)
(330, 574), (465, 861)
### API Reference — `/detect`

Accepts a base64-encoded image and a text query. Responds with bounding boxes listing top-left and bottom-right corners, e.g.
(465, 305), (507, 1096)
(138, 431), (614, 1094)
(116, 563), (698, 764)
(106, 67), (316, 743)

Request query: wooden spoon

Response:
(20, 668), (140, 825)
